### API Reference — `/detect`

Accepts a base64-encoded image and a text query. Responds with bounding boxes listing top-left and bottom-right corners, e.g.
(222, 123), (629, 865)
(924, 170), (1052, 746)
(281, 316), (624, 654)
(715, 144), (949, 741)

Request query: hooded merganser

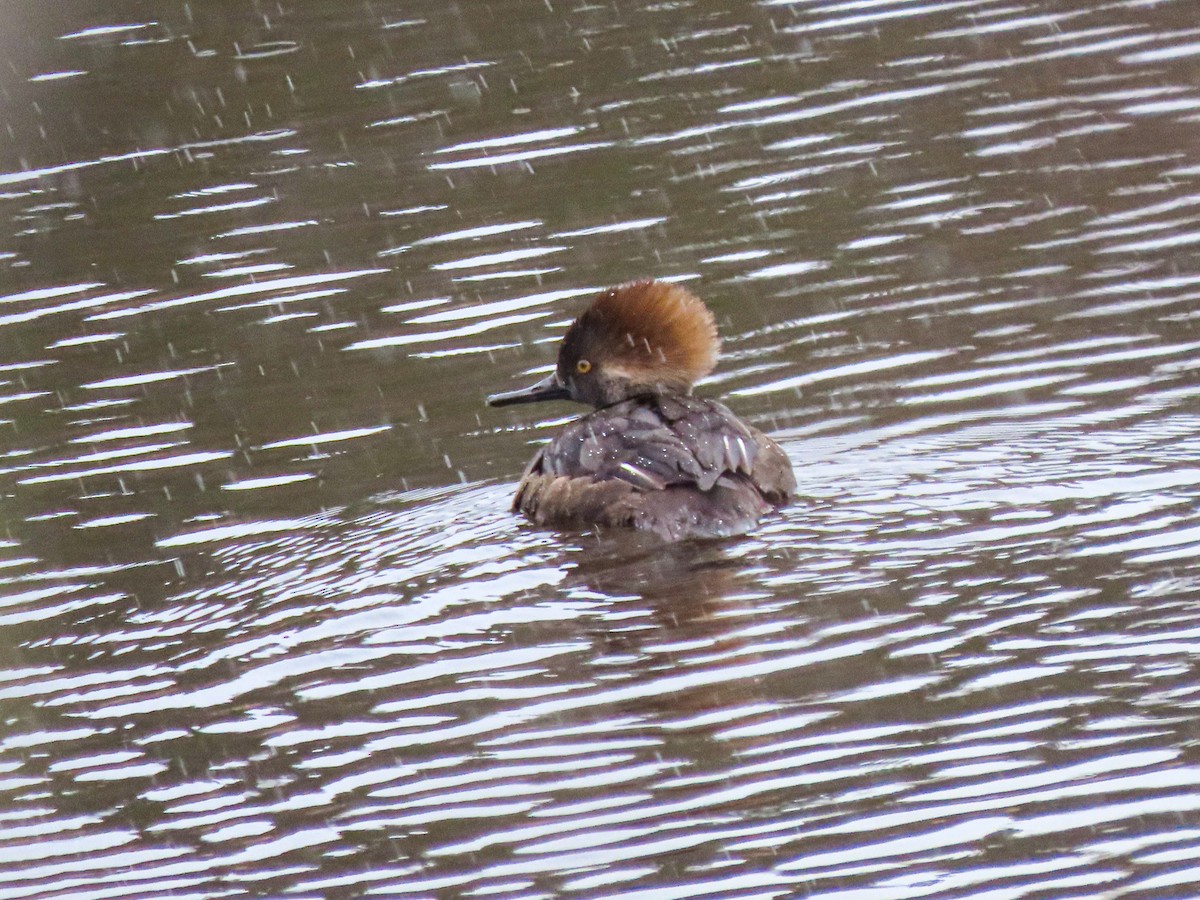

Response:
(487, 280), (796, 541)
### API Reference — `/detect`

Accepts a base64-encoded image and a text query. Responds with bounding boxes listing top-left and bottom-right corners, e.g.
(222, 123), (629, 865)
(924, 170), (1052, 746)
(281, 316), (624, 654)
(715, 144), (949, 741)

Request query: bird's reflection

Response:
(564, 532), (747, 616)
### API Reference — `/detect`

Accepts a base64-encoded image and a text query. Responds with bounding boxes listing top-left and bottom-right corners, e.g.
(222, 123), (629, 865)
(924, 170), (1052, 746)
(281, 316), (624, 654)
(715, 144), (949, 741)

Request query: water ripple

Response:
(5, 0), (1200, 896)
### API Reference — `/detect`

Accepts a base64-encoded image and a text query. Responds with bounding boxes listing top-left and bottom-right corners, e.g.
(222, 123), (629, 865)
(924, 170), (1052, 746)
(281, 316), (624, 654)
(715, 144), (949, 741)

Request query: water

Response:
(3, 0), (1200, 896)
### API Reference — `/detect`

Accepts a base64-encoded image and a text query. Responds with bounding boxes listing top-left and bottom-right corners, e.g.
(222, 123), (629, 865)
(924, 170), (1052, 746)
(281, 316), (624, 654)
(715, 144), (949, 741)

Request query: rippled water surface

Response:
(4, 0), (1200, 896)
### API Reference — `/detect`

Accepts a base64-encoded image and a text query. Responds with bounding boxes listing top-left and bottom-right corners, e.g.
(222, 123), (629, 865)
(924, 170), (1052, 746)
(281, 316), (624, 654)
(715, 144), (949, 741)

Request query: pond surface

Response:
(4, 0), (1200, 897)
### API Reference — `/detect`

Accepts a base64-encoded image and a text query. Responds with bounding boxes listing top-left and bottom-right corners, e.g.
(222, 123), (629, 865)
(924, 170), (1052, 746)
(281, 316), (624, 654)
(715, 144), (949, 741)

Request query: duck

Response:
(487, 280), (795, 541)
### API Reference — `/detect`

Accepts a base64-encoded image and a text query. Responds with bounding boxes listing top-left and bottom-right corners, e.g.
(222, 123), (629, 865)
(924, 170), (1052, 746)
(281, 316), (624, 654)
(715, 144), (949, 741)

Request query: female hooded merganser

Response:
(488, 280), (795, 541)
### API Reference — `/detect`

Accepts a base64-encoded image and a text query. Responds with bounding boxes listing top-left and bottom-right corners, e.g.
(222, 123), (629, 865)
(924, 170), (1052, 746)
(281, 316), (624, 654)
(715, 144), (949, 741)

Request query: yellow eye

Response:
(576, 359), (592, 374)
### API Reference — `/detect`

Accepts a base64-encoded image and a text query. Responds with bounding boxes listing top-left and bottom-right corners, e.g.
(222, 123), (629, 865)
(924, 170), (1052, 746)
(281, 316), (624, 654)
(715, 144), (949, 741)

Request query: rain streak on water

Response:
(3, 0), (1200, 897)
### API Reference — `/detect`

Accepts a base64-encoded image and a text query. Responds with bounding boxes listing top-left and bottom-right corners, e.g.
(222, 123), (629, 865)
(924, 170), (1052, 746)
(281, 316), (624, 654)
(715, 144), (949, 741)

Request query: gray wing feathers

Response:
(536, 396), (787, 499)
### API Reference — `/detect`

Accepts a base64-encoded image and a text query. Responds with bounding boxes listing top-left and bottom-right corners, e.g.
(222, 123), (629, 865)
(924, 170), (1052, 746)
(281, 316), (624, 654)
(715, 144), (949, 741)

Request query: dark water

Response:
(4, 0), (1200, 896)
